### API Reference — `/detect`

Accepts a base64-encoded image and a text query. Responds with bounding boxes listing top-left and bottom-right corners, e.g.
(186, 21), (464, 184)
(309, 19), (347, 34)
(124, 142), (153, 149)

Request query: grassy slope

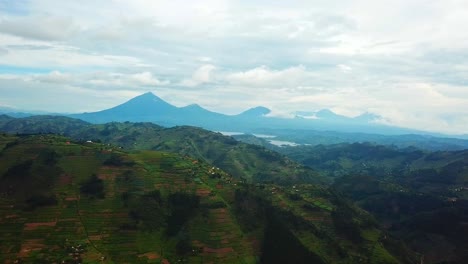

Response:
(0, 116), (326, 185)
(275, 143), (468, 263)
(0, 134), (414, 263)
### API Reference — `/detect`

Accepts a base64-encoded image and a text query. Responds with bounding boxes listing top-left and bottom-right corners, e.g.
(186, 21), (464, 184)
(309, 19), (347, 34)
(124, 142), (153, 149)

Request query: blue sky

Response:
(1, 0), (468, 134)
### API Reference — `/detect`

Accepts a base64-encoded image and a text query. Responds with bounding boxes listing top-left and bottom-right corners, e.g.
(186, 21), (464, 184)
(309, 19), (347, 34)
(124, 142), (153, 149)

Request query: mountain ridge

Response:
(68, 92), (428, 136)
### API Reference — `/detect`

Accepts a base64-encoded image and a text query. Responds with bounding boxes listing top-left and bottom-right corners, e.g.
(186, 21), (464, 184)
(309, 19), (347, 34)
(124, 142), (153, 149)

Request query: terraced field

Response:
(0, 134), (416, 263)
(0, 135), (259, 263)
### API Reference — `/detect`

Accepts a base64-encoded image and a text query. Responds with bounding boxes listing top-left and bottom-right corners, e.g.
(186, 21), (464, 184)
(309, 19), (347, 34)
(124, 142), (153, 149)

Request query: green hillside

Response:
(0, 134), (415, 263)
(0, 116), (326, 185)
(274, 143), (468, 263)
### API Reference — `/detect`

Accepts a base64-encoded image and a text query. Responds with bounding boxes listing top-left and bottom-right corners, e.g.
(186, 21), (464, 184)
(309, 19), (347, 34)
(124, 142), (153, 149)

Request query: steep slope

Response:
(75, 123), (326, 184)
(274, 142), (468, 263)
(70, 92), (179, 125)
(237, 106), (271, 118)
(0, 134), (416, 263)
(70, 92), (228, 128)
(0, 116), (326, 184)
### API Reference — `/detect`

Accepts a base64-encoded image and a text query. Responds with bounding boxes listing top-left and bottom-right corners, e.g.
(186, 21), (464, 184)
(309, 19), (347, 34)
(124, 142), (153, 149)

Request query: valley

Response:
(0, 100), (467, 263)
(0, 133), (416, 263)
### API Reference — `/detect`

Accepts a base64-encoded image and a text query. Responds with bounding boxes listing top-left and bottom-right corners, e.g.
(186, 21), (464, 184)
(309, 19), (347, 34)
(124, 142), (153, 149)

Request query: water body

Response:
(253, 134), (276, 138)
(219, 131), (300, 147)
(218, 131), (245, 136)
(268, 140), (300, 147)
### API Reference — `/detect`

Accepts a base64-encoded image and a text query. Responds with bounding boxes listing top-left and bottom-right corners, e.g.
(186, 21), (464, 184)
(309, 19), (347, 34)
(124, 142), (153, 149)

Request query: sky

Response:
(1, 0), (468, 134)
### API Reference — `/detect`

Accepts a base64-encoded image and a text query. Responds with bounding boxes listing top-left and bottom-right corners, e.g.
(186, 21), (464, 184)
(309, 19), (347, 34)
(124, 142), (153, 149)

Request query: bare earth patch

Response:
(59, 174), (73, 185)
(23, 221), (57, 231)
(138, 252), (160, 260)
(196, 188), (211, 197)
(88, 235), (103, 241)
(203, 247), (234, 255)
(18, 239), (45, 257)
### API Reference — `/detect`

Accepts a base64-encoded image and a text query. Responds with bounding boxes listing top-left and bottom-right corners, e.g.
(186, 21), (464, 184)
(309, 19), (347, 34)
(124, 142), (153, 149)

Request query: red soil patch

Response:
(216, 184), (223, 189)
(203, 247), (234, 254)
(24, 221), (57, 231)
(88, 235), (107, 241)
(60, 218), (79, 221)
(65, 197), (78, 201)
(162, 259), (170, 264)
(210, 208), (230, 224)
(212, 208), (227, 213)
(18, 239), (45, 257)
(192, 240), (204, 248)
(221, 239), (230, 244)
(138, 252), (160, 260)
(209, 231), (226, 237)
(59, 174), (73, 185)
(98, 173), (117, 180)
(196, 188), (211, 197)
(214, 218), (228, 224)
(155, 183), (171, 189)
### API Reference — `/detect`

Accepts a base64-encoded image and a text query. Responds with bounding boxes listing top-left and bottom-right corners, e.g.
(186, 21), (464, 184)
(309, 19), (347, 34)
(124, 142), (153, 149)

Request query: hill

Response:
(235, 129), (468, 151)
(0, 116), (325, 185)
(0, 134), (415, 263)
(272, 142), (468, 263)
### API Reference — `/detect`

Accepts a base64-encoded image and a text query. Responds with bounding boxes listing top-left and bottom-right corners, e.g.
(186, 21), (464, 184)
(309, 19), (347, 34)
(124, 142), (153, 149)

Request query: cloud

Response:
(337, 64), (352, 73)
(130, 72), (169, 86)
(0, 47), (8, 55)
(0, 35), (147, 69)
(226, 65), (309, 87)
(0, 15), (79, 41)
(1, 0), (468, 133)
(180, 64), (216, 87)
(35, 71), (72, 83)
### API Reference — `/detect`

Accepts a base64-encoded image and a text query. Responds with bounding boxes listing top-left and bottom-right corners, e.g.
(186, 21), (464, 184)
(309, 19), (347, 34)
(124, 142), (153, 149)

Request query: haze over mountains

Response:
(2, 92), (468, 151)
(67, 92), (421, 135)
(1, 92), (464, 138)
(0, 113), (466, 263)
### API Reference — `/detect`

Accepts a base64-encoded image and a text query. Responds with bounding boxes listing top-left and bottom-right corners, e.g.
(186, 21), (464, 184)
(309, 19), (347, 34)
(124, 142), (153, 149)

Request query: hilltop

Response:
(0, 115), (325, 185)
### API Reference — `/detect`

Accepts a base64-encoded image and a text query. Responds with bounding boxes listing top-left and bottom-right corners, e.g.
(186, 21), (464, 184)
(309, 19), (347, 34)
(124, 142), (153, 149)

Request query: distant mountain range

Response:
(68, 92), (425, 135)
(2, 92), (468, 149)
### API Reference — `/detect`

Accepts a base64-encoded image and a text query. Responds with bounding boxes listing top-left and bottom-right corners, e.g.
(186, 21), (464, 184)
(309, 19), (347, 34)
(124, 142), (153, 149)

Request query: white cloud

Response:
(0, 15), (79, 40)
(226, 65), (310, 87)
(35, 71), (73, 83)
(181, 64), (216, 87)
(1, 0), (468, 133)
(337, 64), (352, 73)
(130, 72), (169, 86)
